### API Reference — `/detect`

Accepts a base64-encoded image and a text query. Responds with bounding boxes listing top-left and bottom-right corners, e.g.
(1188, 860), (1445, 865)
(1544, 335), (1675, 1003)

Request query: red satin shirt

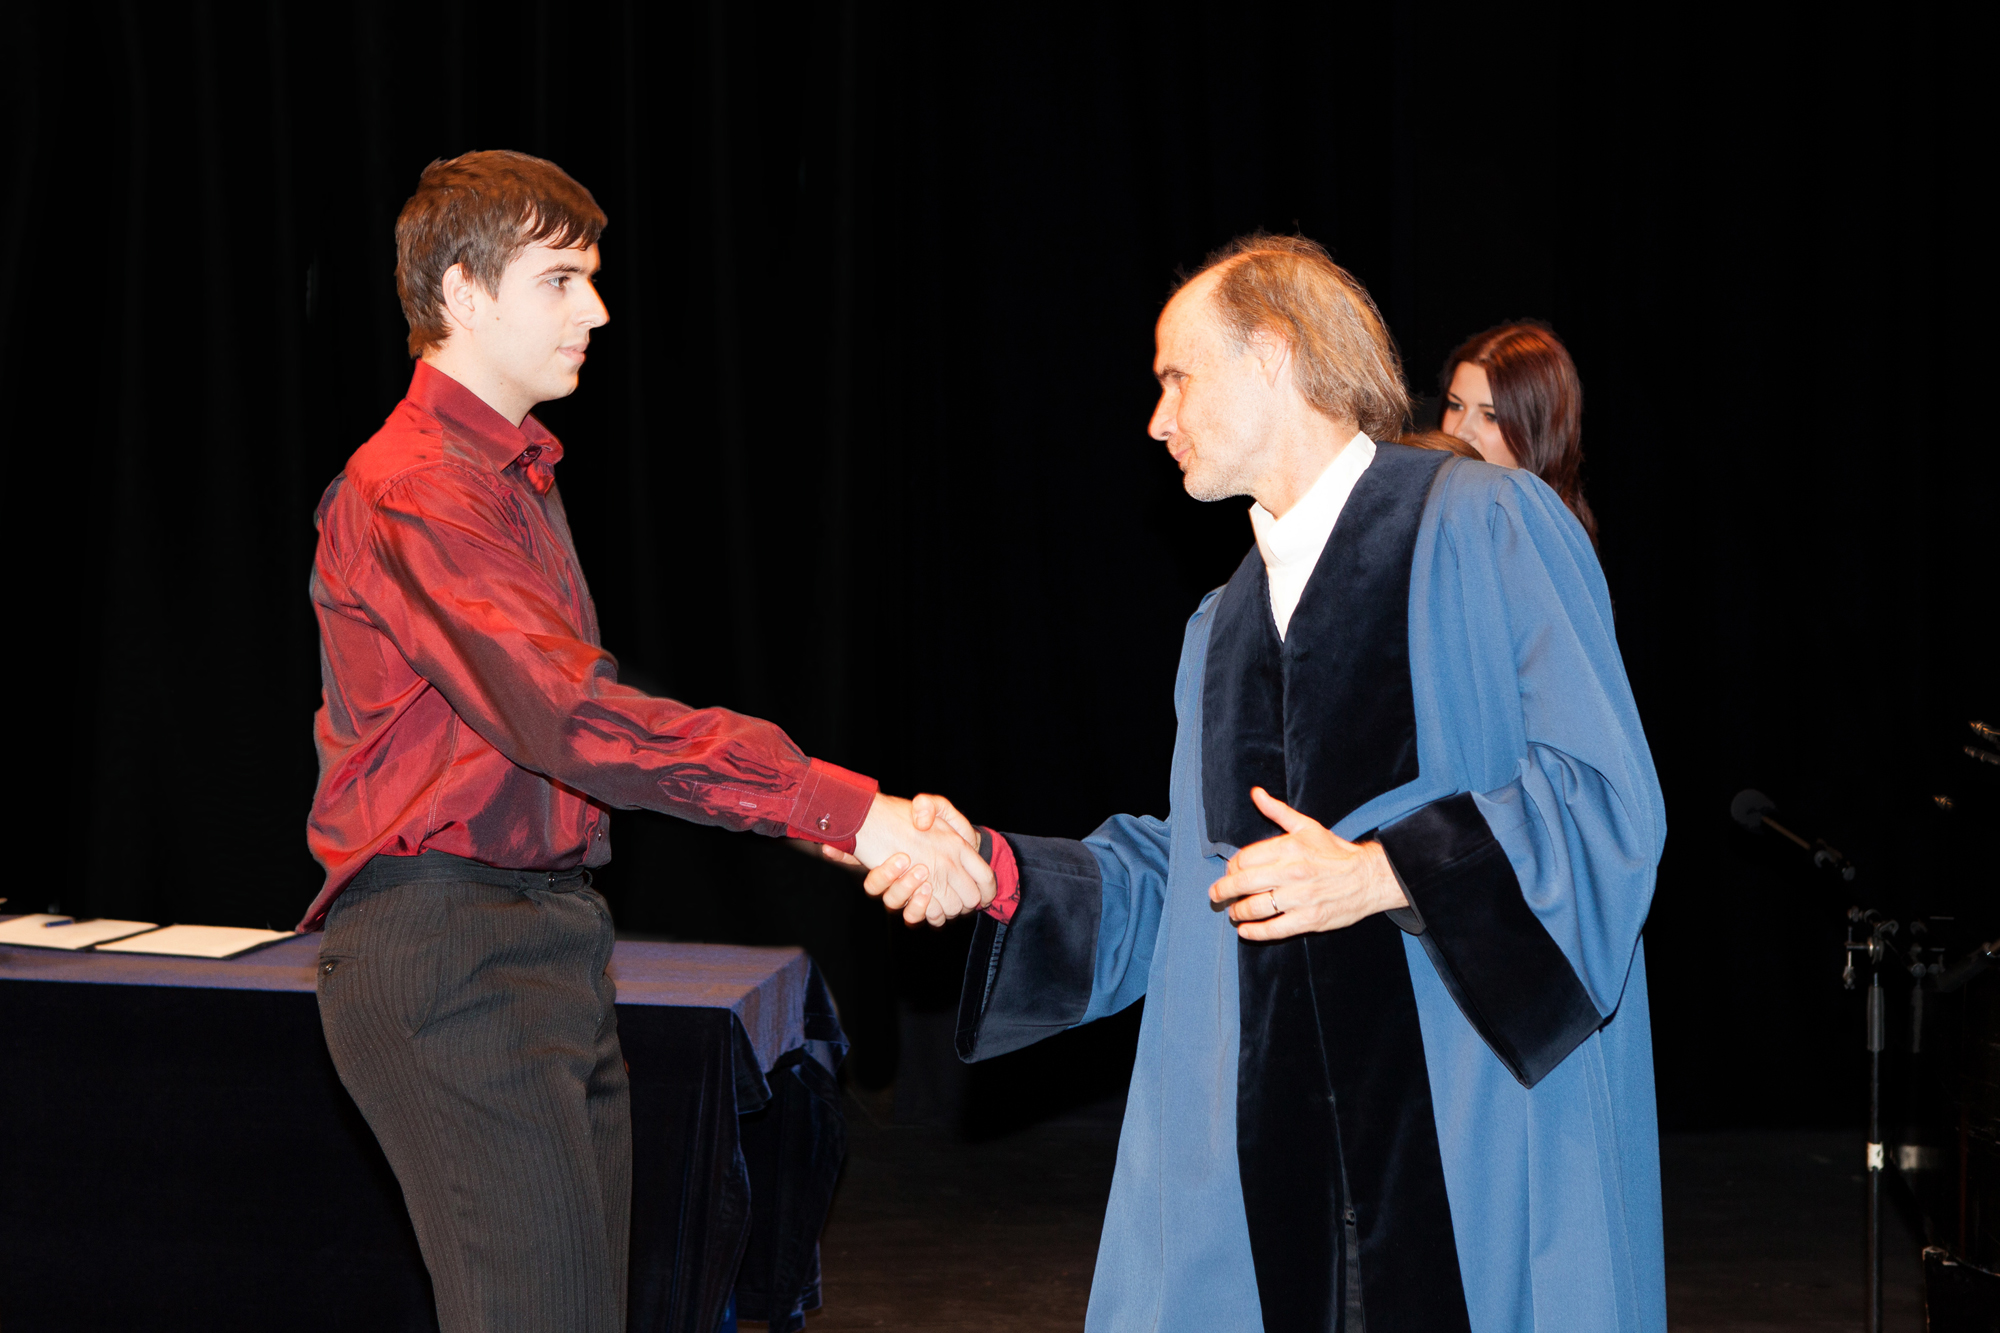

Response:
(301, 362), (877, 930)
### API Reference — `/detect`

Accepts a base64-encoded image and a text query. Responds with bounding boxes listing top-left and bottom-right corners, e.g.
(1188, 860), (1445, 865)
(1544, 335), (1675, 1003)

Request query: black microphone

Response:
(1731, 789), (1857, 881)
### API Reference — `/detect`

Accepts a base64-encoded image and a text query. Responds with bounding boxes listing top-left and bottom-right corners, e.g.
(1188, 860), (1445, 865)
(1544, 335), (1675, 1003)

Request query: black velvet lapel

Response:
(1202, 546), (1288, 848)
(1376, 794), (1604, 1087)
(1278, 445), (1440, 835)
(1203, 443), (1444, 851)
(955, 833), (1104, 1063)
(1216, 443), (1472, 1332)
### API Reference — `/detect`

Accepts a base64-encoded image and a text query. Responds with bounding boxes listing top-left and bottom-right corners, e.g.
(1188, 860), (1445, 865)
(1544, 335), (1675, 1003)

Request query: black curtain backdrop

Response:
(7, 1), (1992, 1130)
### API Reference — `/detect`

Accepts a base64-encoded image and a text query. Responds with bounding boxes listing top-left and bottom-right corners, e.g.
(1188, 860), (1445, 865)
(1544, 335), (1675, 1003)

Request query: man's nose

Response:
(582, 288), (609, 328)
(1148, 394), (1174, 442)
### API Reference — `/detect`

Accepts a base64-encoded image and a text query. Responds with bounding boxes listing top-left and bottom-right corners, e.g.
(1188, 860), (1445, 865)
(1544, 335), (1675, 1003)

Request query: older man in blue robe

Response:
(867, 234), (1666, 1333)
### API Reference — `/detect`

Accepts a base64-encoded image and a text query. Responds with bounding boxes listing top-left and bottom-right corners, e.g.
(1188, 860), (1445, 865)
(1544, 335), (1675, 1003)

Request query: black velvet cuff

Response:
(1378, 849), (1427, 935)
(1377, 793), (1603, 1087)
(955, 833), (1103, 1063)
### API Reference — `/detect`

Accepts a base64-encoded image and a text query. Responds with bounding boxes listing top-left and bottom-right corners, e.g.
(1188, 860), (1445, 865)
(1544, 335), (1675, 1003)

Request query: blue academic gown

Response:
(956, 447), (1667, 1333)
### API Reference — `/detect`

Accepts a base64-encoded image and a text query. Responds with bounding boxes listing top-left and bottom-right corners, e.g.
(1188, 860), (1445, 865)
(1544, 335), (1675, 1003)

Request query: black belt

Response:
(353, 850), (593, 893)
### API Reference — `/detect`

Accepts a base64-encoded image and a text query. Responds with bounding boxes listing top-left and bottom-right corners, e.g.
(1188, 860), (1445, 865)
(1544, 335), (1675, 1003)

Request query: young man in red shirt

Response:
(305, 150), (990, 1333)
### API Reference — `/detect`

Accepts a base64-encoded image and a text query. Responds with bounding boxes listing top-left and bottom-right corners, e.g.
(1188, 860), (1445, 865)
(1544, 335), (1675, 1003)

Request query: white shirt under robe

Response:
(1249, 430), (1375, 639)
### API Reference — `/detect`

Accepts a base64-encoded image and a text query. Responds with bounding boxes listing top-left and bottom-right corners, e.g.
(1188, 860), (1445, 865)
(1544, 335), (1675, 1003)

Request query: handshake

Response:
(821, 792), (995, 927)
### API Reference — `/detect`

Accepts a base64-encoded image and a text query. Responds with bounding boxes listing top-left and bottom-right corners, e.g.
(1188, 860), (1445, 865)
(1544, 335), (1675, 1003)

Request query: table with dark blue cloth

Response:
(0, 925), (845, 1333)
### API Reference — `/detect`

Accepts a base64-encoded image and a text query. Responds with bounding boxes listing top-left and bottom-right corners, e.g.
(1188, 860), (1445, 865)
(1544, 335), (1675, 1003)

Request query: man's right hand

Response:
(837, 792), (994, 927)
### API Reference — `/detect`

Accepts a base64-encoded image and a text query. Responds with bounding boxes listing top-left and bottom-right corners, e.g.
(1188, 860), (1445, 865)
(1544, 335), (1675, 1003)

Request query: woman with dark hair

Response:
(1439, 321), (1597, 543)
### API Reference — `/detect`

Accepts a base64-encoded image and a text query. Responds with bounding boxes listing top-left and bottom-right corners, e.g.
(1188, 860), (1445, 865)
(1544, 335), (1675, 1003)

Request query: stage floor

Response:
(1661, 1130), (1928, 1333)
(808, 1105), (1929, 1331)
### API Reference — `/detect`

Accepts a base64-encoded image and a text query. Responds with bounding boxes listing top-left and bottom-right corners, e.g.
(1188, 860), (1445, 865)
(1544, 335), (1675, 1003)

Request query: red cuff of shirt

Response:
(981, 829), (1021, 924)
(785, 758), (879, 854)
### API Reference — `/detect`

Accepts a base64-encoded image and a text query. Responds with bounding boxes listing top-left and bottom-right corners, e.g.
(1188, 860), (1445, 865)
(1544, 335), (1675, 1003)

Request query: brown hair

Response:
(394, 150), (607, 358)
(1401, 429), (1482, 461)
(1184, 233), (1410, 440)
(1441, 322), (1596, 543)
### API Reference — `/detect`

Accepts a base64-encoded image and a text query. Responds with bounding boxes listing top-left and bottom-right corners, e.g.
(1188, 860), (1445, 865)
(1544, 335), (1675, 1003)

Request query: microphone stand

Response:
(1844, 910), (1895, 1333)
(1737, 789), (1943, 1330)
(1744, 724), (1997, 1330)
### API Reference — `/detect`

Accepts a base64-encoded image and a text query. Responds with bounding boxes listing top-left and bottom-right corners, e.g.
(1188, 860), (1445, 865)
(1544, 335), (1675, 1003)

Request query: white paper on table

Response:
(0, 915), (162, 950)
(93, 924), (295, 959)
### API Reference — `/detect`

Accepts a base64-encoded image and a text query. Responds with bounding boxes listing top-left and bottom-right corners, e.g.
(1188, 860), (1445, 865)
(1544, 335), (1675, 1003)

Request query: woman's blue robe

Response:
(956, 445), (1667, 1332)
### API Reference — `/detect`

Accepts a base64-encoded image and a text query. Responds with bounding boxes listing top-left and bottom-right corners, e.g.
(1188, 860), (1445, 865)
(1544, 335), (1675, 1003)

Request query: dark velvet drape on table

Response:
(4, 0), (1993, 1131)
(0, 971), (834, 1332)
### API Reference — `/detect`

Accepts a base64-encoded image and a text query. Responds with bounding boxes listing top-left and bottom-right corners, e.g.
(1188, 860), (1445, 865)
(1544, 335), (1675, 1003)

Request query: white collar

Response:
(1247, 431), (1376, 639)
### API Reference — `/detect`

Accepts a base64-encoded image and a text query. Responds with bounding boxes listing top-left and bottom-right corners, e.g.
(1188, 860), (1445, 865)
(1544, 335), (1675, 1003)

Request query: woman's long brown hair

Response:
(1441, 322), (1597, 545)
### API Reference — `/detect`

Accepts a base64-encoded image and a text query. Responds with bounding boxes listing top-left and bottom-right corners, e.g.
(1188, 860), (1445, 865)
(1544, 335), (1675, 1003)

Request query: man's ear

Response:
(1245, 326), (1293, 389)
(438, 262), (481, 337)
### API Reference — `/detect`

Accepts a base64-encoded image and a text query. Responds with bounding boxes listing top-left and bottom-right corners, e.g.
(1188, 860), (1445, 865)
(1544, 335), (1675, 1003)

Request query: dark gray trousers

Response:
(316, 853), (632, 1333)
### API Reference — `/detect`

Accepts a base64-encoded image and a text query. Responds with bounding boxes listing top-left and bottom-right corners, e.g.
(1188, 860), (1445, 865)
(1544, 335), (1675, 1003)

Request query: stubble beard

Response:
(1179, 435), (1250, 503)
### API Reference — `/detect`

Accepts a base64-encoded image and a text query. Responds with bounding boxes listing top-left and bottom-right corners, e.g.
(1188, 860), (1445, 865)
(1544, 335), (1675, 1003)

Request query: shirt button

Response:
(321, 960), (337, 975)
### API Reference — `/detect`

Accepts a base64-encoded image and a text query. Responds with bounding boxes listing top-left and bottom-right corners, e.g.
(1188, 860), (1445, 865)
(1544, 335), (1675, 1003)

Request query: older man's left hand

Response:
(1210, 787), (1409, 941)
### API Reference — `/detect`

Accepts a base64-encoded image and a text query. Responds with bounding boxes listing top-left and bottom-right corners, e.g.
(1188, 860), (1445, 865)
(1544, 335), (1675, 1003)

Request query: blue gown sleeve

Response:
(955, 813), (1171, 1062)
(1377, 468), (1666, 1088)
